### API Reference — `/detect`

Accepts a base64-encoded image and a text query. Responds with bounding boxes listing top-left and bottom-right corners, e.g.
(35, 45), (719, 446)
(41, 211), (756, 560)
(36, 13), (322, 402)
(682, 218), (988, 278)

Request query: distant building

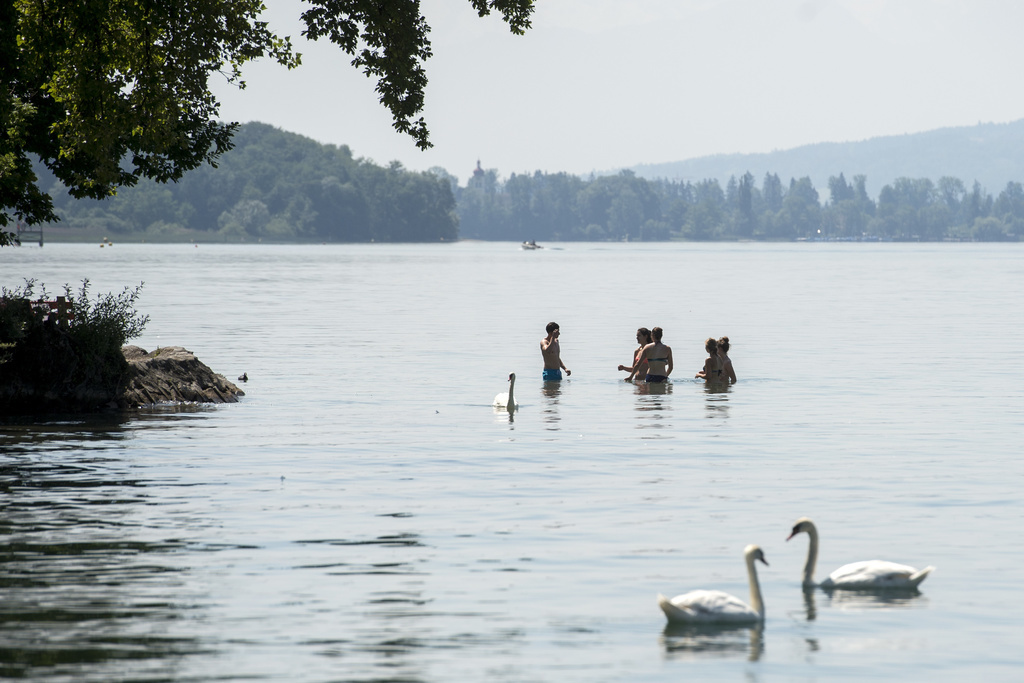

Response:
(468, 160), (487, 192)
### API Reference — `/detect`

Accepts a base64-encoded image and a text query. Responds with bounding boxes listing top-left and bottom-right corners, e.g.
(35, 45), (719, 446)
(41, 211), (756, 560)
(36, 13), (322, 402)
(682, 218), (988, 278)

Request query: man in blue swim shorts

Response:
(541, 322), (571, 381)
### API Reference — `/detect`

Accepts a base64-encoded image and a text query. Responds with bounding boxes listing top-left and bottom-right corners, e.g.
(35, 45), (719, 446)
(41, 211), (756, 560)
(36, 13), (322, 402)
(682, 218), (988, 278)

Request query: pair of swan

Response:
(657, 518), (934, 625)
(493, 372), (519, 412)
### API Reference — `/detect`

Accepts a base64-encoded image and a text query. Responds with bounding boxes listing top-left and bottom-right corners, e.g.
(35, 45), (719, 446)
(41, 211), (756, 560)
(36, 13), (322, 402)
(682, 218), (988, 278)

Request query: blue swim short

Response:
(543, 369), (562, 381)
(645, 374), (668, 383)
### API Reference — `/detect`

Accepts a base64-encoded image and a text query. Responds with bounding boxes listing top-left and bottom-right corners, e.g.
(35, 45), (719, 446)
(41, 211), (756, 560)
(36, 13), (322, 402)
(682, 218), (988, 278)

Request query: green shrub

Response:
(0, 279), (149, 413)
(62, 279), (150, 355)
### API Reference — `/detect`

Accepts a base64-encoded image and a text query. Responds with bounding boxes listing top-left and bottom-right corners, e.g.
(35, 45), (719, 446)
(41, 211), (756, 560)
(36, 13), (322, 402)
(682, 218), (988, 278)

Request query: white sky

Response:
(210, 0), (1024, 184)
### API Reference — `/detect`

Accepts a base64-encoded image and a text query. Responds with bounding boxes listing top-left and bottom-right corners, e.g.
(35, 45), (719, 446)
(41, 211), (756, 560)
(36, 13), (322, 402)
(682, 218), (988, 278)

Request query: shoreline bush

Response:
(0, 279), (149, 413)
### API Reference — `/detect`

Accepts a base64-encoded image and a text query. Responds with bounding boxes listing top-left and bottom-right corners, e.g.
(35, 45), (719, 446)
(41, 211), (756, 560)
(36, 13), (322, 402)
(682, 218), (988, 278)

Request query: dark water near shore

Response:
(1, 242), (1023, 681)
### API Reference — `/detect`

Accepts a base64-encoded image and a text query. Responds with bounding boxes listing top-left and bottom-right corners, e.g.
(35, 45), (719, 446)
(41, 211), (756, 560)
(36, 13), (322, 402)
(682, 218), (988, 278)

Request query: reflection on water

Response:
(493, 406), (516, 427)
(794, 585), (927, 623)
(540, 381), (562, 430)
(803, 586), (818, 621)
(703, 382), (731, 419)
(3, 243), (1022, 681)
(0, 405), (217, 454)
(660, 622), (764, 662)
(633, 381), (673, 437)
(0, 540), (204, 678)
(820, 586), (928, 610)
(0, 452), (205, 679)
(0, 415), (132, 454)
(0, 429), (525, 682)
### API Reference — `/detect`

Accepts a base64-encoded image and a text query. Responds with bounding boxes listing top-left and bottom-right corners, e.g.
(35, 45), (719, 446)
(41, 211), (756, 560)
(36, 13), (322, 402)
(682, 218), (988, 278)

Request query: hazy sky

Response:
(210, 0), (1024, 183)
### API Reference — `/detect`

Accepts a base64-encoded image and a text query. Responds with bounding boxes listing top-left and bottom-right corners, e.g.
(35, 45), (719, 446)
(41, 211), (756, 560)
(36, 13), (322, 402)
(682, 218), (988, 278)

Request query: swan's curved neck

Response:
(506, 377), (515, 411)
(801, 524), (819, 587)
(746, 552), (765, 618)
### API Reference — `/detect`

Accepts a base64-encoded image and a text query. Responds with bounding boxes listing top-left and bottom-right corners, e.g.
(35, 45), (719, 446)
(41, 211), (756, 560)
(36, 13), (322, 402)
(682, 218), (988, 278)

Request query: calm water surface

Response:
(1, 242), (1022, 681)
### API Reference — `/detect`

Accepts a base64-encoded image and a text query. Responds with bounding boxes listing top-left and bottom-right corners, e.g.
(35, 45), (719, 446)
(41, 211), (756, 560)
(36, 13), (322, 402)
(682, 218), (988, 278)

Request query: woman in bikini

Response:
(717, 336), (737, 383)
(695, 337), (725, 383)
(618, 327), (652, 381)
(630, 327), (673, 382)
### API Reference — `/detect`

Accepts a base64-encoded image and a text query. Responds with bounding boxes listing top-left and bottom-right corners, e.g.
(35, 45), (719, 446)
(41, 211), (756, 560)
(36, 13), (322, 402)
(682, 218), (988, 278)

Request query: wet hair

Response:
(705, 337), (718, 354)
(637, 327), (652, 344)
(652, 327), (663, 341)
(717, 336), (730, 353)
(546, 322), (560, 334)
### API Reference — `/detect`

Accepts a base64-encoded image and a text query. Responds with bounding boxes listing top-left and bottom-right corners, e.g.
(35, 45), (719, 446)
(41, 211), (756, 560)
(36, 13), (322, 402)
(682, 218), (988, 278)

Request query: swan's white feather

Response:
(658, 590), (759, 623)
(492, 391), (517, 408)
(822, 560), (934, 589)
(789, 517), (934, 590)
(493, 372), (518, 410)
(657, 545), (766, 625)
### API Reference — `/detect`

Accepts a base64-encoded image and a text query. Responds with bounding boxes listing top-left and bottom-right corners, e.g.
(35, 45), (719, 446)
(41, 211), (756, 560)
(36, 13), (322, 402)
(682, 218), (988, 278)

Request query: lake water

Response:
(1, 241), (1022, 682)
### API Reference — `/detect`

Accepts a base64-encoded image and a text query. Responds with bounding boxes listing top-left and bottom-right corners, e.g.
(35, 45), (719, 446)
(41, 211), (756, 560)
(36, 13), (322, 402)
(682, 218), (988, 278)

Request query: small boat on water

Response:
(521, 241), (543, 250)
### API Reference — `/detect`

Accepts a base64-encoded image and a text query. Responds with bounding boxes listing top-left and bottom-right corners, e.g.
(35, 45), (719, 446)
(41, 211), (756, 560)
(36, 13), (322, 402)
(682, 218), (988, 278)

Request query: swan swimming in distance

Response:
(493, 372), (519, 412)
(787, 517), (934, 590)
(657, 545), (768, 624)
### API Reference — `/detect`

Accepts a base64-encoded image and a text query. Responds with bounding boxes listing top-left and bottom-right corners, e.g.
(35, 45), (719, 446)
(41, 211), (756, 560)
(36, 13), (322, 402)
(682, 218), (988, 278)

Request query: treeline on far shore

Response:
(450, 167), (1023, 242)
(32, 122), (1024, 243)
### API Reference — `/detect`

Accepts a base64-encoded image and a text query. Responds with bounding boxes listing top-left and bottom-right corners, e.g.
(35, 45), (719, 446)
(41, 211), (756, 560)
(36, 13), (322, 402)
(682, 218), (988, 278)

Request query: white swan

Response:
(492, 372), (519, 412)
(658, 545), (768, 624)
(787, 517), (934, 590)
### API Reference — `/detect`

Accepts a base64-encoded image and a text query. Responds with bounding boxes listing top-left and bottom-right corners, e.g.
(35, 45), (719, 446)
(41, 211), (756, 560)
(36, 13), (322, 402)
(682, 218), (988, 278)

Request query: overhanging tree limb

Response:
(1, 0), (536, 239)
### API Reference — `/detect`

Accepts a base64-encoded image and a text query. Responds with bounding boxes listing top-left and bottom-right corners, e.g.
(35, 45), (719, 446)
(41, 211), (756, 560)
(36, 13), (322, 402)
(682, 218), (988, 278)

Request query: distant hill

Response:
(629, 119), (1024, 196)
(37, 122), (459, 243)
(24, 121), (1023, 244)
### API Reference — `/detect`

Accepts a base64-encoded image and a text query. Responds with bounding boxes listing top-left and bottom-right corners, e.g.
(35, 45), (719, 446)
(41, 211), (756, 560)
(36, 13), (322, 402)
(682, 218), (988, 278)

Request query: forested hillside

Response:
(39, 123), (458, 242)
(32, 121), (1024, 242)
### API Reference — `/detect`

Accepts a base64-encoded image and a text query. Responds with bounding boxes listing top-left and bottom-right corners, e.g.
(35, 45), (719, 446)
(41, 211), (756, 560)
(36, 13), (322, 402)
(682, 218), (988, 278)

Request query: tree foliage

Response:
(301, 1), (532, 151)
(42, 122), (458, 242)
(455, 166), (1024, 242)
(23, 120), (1024, 243)
(0, 278), (149, 413)
(1, 0), (535, 239)
(3, 0), (297, 229)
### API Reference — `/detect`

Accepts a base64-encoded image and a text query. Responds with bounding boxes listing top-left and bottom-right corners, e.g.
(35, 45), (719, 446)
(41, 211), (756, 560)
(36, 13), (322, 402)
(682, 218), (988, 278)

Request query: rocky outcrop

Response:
(122, 346), (244, 407)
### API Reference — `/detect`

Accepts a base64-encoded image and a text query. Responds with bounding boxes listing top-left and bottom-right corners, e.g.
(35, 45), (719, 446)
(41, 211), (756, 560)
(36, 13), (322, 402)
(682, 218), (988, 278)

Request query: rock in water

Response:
(122, 346), (244, 407)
